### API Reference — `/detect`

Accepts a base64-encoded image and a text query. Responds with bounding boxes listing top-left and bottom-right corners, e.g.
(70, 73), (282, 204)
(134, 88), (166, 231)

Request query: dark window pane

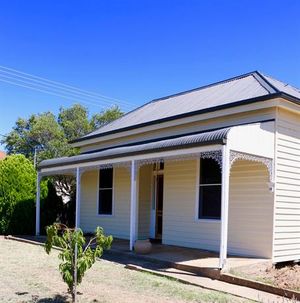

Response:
(159, 162), (164, 170)
(200, 158), (221, 184)
(99, 168), (113, 188)
(156, 175), (164, 211)
(199, 186), (221, 219)
(98, 189), (112, 215)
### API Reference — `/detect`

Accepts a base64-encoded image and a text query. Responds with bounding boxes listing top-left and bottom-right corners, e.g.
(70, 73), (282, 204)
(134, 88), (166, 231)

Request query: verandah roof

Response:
(38, 127), (231, 170)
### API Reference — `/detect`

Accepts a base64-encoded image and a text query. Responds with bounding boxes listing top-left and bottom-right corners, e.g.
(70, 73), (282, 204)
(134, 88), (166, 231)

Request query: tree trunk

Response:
(71, 287), (75, 303)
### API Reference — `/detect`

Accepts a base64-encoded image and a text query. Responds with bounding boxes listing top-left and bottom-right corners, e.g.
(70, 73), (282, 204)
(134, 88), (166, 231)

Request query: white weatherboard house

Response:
(37, 71), (300, 269)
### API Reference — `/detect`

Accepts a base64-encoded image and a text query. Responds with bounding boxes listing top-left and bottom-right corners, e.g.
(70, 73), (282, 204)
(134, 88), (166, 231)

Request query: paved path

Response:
(104, 252), (297, 303)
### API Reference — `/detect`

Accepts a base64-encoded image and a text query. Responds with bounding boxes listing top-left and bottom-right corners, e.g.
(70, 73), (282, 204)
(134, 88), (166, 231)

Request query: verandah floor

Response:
(109, 238), (268, 278)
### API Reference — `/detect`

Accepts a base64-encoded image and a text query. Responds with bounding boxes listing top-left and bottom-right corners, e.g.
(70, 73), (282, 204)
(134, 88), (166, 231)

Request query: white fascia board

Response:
(71, 99), (282, 148)
(39, 144), (222, 175)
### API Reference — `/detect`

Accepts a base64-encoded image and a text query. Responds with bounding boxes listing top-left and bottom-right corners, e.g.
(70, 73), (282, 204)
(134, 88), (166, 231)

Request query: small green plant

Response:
(45, 223), (113, 302)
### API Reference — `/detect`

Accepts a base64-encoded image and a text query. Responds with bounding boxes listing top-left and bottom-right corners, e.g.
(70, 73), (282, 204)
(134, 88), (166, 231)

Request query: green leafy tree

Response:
(58, 104), (92, 141)
(2, 112), (72, 162)
(0, 155), (47, 233)
(90, 105), (123, 130)
(45, 223), (113, 302)
(2, 104), (124, 163)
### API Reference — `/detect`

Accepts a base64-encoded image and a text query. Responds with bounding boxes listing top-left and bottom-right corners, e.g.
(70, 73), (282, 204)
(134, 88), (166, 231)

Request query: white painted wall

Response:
(273, 108), (300, 263)
(79, 156), (274, 258)
(163, 159), (273, 257)
(80, 165), (152, 240)
(228, 160), (273, 258)
(163, 159), (221, 251)
(80, 168), (131, 239)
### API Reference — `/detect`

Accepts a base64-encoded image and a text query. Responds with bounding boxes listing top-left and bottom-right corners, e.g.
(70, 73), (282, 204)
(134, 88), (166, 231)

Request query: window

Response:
(98, 168), (113, 215)
(198, 158), (221, 220)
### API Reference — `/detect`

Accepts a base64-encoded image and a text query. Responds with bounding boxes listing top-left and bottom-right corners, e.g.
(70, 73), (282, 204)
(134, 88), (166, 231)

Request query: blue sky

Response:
(0, 0), (300, 149)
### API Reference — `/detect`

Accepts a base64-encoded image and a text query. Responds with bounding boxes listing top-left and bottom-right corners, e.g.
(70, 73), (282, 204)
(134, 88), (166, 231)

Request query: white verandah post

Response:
(219, 145), (230, 269)
(130, 160), (139, 250)
(74, 167), (82, 303)
(35, 172), (41, 236)
(75, 167), (81, 229)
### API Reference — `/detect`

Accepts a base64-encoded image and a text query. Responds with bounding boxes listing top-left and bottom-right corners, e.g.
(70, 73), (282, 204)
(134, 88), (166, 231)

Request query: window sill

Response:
(97, 214), (114, 218)
(195, 218), (221, 223)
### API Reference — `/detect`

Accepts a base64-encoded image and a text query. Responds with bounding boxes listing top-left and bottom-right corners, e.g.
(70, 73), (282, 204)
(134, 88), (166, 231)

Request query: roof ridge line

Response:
(254, 71), (280, 94)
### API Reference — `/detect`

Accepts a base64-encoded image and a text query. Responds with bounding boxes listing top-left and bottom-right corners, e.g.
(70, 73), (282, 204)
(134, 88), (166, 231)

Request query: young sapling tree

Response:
(45, 223), (113, 302)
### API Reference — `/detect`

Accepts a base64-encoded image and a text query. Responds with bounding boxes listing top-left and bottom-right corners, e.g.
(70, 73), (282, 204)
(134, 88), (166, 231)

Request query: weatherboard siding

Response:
(163, 159), (273, 257)
(79, 158), (274, 257)
(80, 168), (131, 239)
(162, 160), (221, 251)
(274, 109), (300, 263)
(80, 166), (152, 240)
(138, 165), (152, 239)
(228, 161), (273, 258)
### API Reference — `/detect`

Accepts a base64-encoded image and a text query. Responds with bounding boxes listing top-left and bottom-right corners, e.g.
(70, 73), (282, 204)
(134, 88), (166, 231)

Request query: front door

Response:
(155, 174), (164, 239)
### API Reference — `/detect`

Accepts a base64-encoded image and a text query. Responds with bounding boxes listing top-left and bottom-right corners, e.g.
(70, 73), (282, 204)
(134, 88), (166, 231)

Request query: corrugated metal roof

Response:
(39, 127), (230, 169)
(261, 73), (300, 100)
(75, 71), (300, 142)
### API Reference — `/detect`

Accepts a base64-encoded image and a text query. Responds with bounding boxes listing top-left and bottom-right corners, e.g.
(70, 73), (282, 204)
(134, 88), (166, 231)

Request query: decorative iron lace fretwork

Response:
(94, 161), (131, 170)
(229, 150), (273, 182)
(199, 150), (223, 169)
(136, 150), (223, 169)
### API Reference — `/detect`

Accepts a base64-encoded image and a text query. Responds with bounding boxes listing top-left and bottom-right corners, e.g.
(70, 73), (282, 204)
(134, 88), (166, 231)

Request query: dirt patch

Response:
(230, 261), (300, 292)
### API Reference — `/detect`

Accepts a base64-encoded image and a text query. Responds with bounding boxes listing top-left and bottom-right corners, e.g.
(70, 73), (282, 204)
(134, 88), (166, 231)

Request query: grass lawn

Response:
(0, 237), (252, 303)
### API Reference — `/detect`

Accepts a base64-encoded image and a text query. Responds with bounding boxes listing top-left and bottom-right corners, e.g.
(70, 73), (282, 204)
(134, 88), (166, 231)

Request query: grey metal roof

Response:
(73, 71), (300, 143)
(39, 127), (230, 169)
(261, 73), (300, 100)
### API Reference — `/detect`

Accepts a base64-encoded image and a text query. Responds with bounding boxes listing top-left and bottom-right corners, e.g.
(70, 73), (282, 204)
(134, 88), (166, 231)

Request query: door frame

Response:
(150, 164), (164, 239)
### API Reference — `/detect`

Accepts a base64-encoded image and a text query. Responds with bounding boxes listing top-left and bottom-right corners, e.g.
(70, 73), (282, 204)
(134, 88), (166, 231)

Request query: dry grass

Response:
(0, 237), (253, 303)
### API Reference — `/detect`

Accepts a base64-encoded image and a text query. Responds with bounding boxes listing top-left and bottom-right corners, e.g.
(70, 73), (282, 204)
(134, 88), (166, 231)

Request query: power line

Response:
(0, 65), (136, 110)
(0, 73), (131, 109)
(0, 65), (131, 105)
(0, 66), (133, 110)
(0, 69), (113, 105)
(0, 77), (115, 108)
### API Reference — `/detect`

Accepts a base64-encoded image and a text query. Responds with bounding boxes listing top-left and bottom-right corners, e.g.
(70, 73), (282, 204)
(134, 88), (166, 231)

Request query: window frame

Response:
(195, 158), (222, 222)
(97, 168), (115, 217)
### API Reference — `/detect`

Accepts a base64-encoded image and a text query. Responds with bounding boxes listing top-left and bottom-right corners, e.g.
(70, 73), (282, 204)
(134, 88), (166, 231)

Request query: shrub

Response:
(0, 154), (47, 234)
